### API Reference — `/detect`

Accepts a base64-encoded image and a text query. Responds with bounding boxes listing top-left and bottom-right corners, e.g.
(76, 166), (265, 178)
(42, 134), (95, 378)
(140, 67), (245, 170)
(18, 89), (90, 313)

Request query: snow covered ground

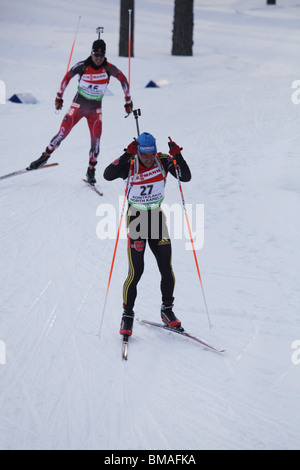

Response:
(0, 0), (299, 450)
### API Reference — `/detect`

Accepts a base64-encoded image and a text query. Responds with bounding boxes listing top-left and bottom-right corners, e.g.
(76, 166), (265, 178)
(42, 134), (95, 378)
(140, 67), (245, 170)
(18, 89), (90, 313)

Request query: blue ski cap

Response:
(137, 132), (157, 154)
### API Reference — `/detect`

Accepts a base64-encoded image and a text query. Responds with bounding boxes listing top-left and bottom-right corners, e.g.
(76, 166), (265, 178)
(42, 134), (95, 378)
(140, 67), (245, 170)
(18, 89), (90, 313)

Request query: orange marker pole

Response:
(128, 9), (132, 89)
(66, 16), (81, 74)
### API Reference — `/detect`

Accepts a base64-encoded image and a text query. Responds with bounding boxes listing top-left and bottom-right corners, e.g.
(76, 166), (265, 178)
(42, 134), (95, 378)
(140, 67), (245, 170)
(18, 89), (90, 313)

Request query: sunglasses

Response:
(92, 52), (105, 58)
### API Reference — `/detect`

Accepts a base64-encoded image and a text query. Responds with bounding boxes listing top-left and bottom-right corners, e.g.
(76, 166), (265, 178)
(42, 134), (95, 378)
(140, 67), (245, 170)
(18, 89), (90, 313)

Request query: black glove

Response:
(124, 98), (133, 115)
(55, 95), (63, 111)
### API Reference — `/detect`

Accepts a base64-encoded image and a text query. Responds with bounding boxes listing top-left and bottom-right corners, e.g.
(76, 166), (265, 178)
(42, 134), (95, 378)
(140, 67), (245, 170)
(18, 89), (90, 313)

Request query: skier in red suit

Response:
(28, 39), (133, 184)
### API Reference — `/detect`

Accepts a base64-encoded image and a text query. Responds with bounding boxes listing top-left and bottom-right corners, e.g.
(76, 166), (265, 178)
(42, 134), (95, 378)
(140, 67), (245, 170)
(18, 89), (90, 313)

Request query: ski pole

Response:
(168, 137), (212, 329)
(98, 159), (134, 338)
(128, 9), (132, 89)
(124, 11), (133, 120)
(66, 16), (81, 74)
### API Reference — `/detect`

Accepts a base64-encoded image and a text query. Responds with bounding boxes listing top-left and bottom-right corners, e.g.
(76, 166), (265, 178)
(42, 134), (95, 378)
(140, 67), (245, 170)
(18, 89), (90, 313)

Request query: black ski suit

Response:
(103, 150), (191, 311)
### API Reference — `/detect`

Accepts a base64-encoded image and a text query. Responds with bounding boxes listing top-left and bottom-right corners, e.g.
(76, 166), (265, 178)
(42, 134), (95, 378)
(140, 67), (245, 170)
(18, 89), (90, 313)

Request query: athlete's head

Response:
(91, 39), (106, 66)
(137, 132), (157, 154)
(92, 39), (106, 56)
(137, 132), (157, 168)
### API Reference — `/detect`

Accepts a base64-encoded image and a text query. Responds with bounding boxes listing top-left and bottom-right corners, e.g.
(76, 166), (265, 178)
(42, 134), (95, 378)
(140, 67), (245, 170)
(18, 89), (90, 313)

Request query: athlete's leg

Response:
(48, 102), (82, 152)
(123, 234), (146, 311)
(148, 236), (175, 304)
(28, 102), (83, 169)
(86, 107), (102, 168)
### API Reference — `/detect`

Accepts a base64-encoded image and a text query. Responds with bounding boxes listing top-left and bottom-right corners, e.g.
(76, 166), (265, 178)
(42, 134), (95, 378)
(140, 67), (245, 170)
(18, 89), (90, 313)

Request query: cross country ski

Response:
(0, 163), (59, 181)
(136, 318), (225, 353)
(122, 335), (129, 360)
(82, 179), (103, 196)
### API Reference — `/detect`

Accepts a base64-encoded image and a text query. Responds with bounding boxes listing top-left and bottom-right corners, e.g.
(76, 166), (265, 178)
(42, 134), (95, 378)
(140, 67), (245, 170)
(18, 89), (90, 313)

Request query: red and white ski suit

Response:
(48, 57), (131, 165)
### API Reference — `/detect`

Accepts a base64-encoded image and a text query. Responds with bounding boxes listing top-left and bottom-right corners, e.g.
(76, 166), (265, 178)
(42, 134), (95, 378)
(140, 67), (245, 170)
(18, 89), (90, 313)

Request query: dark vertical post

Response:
(172, 0), (194, 56)
(119, 0), (134, 57)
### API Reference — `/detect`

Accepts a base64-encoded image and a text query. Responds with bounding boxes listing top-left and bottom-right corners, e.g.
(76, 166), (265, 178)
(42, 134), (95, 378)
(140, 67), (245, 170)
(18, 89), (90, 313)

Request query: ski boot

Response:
(120, 307), (135, 336)
(161, 300), (182, 329)
(86, 166), (96, 185)
(27, 148), (52, 170)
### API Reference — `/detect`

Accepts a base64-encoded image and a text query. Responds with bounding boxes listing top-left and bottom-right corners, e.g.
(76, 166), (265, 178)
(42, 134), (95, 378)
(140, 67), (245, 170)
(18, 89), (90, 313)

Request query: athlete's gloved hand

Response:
(55, 95), (63, 111)
(168, 137), (182, 157)
(124, 97), (133, 115)
(125, 139), (139, 155)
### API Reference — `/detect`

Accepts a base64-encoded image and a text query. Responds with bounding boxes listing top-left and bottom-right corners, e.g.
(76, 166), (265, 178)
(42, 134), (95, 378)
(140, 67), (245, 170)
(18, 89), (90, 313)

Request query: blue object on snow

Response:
(145, 80), (159, 88)
(9, 93), (38, 104)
